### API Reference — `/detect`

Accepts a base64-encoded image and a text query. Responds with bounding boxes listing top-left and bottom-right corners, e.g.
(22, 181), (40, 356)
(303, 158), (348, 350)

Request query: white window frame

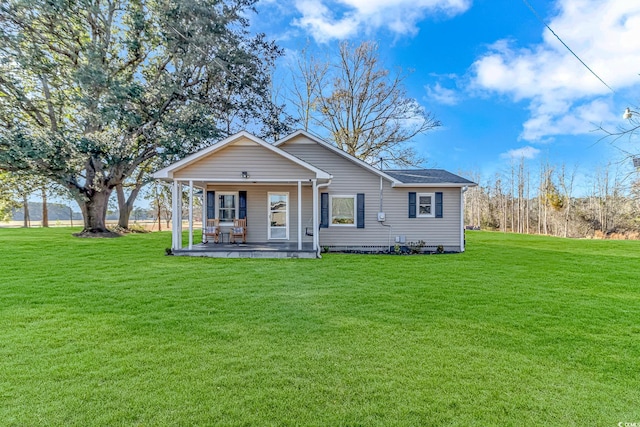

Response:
(417, 192), (435, 218)
(217, 191), (238, 225)
(330, 195), (356, 226)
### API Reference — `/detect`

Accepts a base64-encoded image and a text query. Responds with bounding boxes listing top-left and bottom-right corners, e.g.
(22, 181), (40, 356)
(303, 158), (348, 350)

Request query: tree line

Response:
(464, 159), (640, 239)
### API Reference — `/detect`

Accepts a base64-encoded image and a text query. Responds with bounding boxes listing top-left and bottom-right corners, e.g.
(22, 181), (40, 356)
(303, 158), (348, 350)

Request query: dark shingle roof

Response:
(384, 169), (475, 185)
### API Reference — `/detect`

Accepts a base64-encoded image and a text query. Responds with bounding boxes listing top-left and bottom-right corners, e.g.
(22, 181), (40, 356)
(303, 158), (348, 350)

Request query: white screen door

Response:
(268, 193), (288, 240)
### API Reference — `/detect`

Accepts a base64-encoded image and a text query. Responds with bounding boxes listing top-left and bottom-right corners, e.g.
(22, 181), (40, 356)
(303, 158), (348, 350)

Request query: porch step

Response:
(173, 250), (317, 259)
(172, 241), (318, 259)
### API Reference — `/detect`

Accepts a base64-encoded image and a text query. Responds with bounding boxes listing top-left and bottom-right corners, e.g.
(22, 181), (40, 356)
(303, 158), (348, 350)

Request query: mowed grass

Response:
(0, 228), (639, 426)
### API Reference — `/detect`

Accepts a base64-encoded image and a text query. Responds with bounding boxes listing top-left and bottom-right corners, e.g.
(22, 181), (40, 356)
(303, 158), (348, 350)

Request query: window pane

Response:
(220, 195), (235, 208)
(418, 194), (432, 216)
(220, 208), (234, 221)
(270, 195), (287, 211)
(419, 205), (431, 215)
(270, 228), (286, 239)
(270, 212), (286, 227)
(219, 195), (236, 221)
(332, 197), (355, 224)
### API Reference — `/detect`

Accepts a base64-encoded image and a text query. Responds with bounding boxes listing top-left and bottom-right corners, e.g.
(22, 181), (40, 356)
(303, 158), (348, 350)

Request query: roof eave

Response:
(391, 182), (477, 188)
(152, 170), (172, 180)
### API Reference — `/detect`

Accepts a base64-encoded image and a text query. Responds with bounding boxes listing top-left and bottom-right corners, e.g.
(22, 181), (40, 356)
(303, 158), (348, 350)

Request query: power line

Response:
(521, 0), (616, 94)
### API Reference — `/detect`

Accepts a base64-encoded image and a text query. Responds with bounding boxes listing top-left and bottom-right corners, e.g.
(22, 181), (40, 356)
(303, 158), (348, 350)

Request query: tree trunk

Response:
(22, 194), (30, 228)
(76, 189), (115, 235)
(116, 182), (143, 229)
(157, 201), (162, 232)
(116, 184), (130, 229)
(41, 187), (49, 227)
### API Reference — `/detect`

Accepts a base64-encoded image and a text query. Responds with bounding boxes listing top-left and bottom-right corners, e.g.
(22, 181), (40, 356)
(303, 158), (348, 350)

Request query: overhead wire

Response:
(521, 0), (616, 95)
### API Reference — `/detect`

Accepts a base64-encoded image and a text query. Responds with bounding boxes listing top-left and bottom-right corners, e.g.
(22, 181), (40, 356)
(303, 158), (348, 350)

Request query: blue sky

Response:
(252, 0), (640, 185)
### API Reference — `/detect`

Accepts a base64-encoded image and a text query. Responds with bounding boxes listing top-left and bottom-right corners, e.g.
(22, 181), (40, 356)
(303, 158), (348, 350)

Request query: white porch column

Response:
(312, 179), (318, 252)
(202, 189), (207, 243)
(177, 181), (183, 249)
(297, 180), (302, 250)
(188, 180), (193, 250)
(172, 180), (180, 250)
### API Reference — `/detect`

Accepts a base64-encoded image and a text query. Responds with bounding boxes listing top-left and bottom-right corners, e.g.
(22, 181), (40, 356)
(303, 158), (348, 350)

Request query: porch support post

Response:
(297, 180), (302, 250)
(188, 180), (193, 250)
(172, 180), (180, 250)
(312, 179), (318, 253)
(177, 181), (183, 249)
(202, 187), (206, 243)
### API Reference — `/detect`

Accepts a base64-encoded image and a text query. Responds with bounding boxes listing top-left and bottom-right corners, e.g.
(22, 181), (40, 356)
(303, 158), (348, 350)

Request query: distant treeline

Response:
(11, 202), (155, 222)
(463, 162), (640, 239)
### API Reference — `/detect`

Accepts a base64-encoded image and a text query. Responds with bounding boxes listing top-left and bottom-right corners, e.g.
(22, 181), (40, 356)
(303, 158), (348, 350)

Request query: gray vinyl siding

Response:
(174, 143), (315, 180)
(382, 187), (462, 249)
(281, 136), (463, 250)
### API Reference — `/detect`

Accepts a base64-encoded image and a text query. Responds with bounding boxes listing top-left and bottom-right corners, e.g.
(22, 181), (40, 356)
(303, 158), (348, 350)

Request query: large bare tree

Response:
(291, 41), (440, 166)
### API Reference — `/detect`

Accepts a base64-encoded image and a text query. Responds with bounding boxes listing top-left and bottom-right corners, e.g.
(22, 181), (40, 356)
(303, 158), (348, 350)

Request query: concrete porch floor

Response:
(172, 241), (318, 258)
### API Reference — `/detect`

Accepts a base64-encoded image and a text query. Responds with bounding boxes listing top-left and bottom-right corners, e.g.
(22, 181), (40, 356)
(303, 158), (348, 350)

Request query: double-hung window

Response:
(218, 192), (237, 223)
(417, 193), (435, 217)
(330, 195), (356, 226)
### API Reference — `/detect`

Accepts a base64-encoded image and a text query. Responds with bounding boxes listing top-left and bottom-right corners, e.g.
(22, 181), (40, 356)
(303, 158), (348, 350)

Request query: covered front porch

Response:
(170, 178), (325, 258)
(154, 131), (333, 258)
(169, 171), (334, 257)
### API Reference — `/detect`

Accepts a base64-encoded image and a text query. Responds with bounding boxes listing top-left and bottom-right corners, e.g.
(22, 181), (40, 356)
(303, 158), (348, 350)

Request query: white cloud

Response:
(425, 82), (460, 105)
(500, 146), (541, 160)
(471, 0), (640, 141)
(292, 0), (471, 42)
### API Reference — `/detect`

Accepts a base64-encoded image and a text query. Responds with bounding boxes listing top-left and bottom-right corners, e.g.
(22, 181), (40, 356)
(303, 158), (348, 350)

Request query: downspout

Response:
(316, 180), (332, 257)
(460, 186), (468, 252)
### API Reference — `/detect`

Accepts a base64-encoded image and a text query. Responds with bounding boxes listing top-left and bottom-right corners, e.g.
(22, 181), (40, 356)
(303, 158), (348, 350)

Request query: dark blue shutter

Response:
(357, 193), (365, 228)
(238, 191), (247, 220)
(320, 193), (329, 228)
(206, 191), (215, 219)
(435, 192), (443, 218)
(408, 192), (416, 218)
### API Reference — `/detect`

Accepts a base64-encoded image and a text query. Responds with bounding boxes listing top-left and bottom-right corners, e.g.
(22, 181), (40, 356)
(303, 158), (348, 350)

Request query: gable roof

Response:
(153, 131), (332, 180)
(276, 130), (476, 188)
(384, 169), (476, 187)
(275, 130), (401, 185)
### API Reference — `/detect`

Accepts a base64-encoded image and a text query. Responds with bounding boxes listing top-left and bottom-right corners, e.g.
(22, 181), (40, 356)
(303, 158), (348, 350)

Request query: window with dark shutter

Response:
(320, 193), (329, 228)
(357, 193), (365, 228)
(238, 191), (247, 220)
(435, 192), (443, 218)
(206, 191), (215, 219)
(408, 192), (416, 218)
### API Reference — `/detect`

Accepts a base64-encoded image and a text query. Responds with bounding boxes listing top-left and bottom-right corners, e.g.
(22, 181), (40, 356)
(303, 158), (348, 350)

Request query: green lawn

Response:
(1, 228), (639, 426)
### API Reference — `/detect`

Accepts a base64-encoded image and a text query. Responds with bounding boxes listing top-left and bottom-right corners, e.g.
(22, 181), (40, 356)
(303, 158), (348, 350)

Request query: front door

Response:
(268, 192), (288, 240)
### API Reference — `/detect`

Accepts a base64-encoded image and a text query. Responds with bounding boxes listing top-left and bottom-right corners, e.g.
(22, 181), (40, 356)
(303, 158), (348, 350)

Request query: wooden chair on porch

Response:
(229, 218), (247, 243)
(203, 219), (220, 244)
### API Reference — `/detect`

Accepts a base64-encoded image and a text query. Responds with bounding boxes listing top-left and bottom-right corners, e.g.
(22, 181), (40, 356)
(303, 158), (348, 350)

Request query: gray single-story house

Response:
(153, 130), (476, 258)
